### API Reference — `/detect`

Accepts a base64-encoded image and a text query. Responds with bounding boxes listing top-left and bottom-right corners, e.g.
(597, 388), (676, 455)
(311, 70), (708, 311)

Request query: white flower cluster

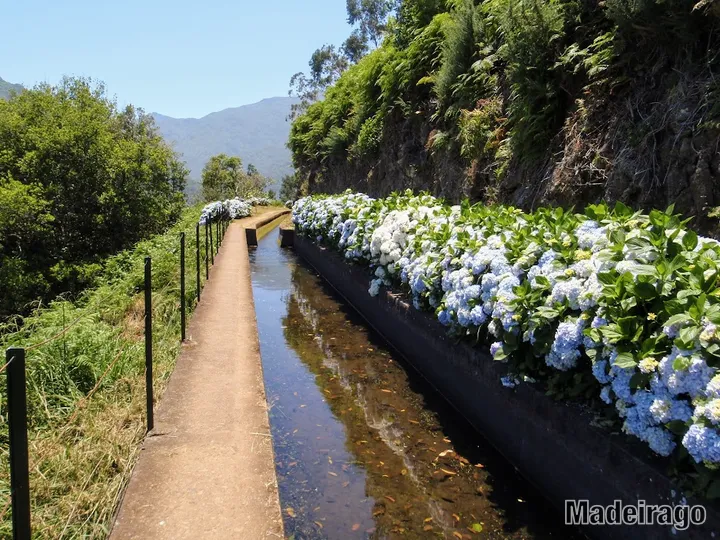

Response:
(199, 198), (252, 224)
(247, 196), (273, 206)
(293, 192), (720, 466)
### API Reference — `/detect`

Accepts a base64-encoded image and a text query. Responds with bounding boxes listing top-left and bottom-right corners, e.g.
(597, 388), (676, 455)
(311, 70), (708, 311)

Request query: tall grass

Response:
(0, 203), (213, 538)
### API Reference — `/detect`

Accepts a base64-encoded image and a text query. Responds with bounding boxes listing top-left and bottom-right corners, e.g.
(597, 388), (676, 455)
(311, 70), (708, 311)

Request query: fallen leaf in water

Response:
(313, 507), (321, 512)
(441, 468), (457, 476)
(300, 404), (306, 408)
(352, 524), (361, 531)
(401, 469), (407, 476)
(517, 498), (524, 503)
(314, 521), (323, 529)
(469, 523), (483, 533)
(382, 474), (389, 478)
(438, 450), (455, 458)
(373, 508), (385, 516)
(381, 389), (392, 393)
(423, 525), (433, 532)
(474, 463), (485, 468)
(409, 420), (419, 424)
(342, 481), (350, 487)
(328, 471), (338, 477)
(367, 348), (374, 351)
(292, 429), (298, 434)
(384, 495), (396, 503)
(453, 513), (461, 522)
(424, 517), (433, 523)
(288, 462), (297, 467)
(443, 438), (451, 443)
(286, 508), (296, 518)
(453, 532), (463, 539)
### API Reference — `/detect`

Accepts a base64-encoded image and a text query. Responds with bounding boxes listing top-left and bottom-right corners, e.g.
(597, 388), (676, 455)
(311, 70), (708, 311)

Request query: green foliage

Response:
(490, 0), (571, 157)
(0, 204), (211, 537)
(435, 0), (492, 113)
(0, 77), (187, 318)
(457, 97), (504, 161)
(290, 0), (720, 188)
(201, 153), (269, 201)
(0, 76), (23, 100)
(279, 173), (300, 201)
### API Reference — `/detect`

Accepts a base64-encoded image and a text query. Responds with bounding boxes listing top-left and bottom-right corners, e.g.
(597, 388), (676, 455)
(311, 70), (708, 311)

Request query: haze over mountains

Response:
(152, 96), (299, 196)
(0, 77), (23, 99)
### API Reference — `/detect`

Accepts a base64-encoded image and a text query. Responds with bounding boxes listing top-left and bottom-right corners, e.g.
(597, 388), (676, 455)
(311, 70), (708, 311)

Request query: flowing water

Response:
(249, 230), (582, 540)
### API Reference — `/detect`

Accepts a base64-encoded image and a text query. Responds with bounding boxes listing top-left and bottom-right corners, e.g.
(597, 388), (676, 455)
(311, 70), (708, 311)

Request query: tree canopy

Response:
(201, 153), (270, 200)
(0, 77), (187, 318)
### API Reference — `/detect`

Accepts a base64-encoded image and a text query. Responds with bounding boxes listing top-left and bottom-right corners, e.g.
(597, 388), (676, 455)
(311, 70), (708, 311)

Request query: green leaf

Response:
(666, 420), (688, 436)
(633, 282), (656, 300)
(678, 326), (700, 344)
(470, 524), (484, 533)
(664, 313), (692, 327)
(683, 230), (698, 251)
(613, 352), (637, 369)
(706, 480), (720, 500)
(600, 325), (625, 343)
(630, 372), (649, 389)
(673, 355), (691, 371)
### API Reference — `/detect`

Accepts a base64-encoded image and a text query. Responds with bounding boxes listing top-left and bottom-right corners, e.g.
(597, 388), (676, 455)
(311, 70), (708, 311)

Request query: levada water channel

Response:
(249, 227), (582, 540)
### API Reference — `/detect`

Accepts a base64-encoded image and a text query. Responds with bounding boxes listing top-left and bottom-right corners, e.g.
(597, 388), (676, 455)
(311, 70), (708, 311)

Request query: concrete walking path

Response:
(110, 212), (287, 539)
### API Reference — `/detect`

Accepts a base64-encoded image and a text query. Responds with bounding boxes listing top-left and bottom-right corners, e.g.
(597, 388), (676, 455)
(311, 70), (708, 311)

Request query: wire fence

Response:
(1, 216), (232, 539)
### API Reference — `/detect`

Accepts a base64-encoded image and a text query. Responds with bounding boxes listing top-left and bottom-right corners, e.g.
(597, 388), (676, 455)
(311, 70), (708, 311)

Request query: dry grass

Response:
(0, 204), (214, 538)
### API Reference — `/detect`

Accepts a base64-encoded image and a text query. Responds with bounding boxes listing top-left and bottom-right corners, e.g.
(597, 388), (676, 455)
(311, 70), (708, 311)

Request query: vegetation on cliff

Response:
(289, 0), (720, 232)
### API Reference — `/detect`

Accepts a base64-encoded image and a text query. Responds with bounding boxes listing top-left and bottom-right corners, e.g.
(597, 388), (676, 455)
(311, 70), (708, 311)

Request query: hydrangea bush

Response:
(293, 191), (720, 494)
(199, 198), (252, 224)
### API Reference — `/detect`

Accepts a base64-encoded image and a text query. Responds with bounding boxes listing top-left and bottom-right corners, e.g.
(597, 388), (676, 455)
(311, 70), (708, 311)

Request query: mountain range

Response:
(152, 96), (299, 196)
(0, 75), (297, 197)
(0, 77), (23, 99)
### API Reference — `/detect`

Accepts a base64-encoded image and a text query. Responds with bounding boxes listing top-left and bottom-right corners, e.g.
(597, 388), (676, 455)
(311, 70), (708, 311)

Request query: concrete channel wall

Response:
(245, 209), (290, 246)
(293, 233), (719, 540)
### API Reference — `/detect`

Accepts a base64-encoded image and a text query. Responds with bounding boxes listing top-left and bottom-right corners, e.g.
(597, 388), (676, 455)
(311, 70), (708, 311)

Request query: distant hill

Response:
(0, 77), (23, 99)
(152, 96), (299, 197)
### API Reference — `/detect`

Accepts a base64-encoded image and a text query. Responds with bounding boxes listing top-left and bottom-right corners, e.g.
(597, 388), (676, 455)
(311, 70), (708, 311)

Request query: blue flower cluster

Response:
(293, 192), (720, 466)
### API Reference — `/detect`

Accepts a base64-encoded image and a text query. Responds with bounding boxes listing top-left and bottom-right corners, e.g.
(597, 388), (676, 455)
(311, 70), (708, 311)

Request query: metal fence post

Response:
(196, 224), (201, 302)
(205, 223), (209, 279)
(6, 347), (30, 540)
(209, 220), (214, 265)
(144, 257), (154, 433)
(180, 232), (186, 342)
(215, 221), (219, 253)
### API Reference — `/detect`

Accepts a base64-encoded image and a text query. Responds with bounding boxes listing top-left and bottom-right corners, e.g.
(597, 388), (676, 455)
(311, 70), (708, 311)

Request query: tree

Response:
(0, 76), (187, 317)
(279, 173), (300, 202)
(201, 154), (270, 200)
(346, 0), (396, 46)
(288, 1), (398, 119)
(289, 45), (349, 120)
(342, 29), (370, 63)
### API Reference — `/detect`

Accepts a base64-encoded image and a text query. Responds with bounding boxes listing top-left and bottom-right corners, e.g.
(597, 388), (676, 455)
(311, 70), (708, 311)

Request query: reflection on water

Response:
(249, 233), (582, 540)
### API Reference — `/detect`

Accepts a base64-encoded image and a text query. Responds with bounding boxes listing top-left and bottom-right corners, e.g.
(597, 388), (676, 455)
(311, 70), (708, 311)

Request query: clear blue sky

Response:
(3, 0), (349, 118)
